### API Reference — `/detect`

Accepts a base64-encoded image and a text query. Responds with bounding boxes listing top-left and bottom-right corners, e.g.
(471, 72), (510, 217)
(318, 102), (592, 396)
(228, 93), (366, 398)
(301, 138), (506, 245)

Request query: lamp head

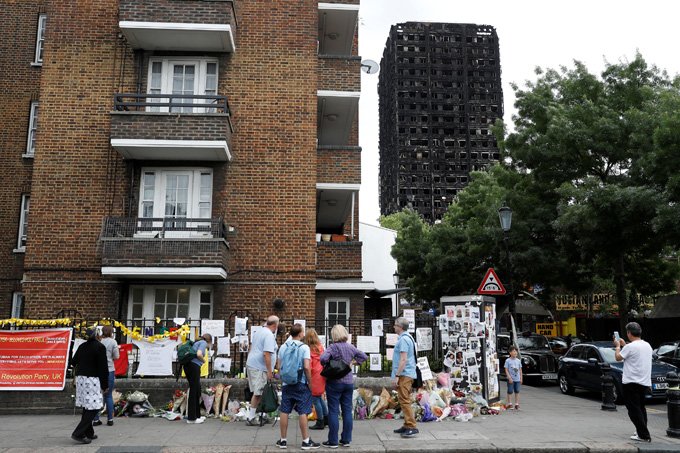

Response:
(498, 204), (513, 232)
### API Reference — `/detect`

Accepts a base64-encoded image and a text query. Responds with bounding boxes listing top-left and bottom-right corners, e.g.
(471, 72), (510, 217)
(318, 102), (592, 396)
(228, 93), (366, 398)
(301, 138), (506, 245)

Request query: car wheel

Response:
(558, 373), (574, 395)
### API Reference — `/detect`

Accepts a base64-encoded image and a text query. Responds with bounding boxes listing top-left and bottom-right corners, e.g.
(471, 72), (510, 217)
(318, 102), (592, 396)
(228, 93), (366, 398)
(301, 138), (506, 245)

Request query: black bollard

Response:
(667, 371), (680, 438)
(600, 362), (617, 411)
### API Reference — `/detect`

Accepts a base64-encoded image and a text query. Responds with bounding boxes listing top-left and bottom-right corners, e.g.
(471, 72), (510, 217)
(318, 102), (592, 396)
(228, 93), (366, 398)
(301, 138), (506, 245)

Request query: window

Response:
(138, 168), (212, 237)
(25, 102), (39, 157)
(33, 14), (46, 65)
(16, 195), (30, 251)
(128, 285), (213, 322)
(147, 58), (218, 113)
(325, 298), (349, 327)
(11, 293), (24, 318)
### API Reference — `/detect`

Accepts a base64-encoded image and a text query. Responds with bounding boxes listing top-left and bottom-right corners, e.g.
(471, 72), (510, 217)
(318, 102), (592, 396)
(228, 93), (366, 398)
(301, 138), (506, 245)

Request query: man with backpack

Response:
(182, 333), (212, 424)
(391, 317), (418, 438)
(275, 324), (320, 450)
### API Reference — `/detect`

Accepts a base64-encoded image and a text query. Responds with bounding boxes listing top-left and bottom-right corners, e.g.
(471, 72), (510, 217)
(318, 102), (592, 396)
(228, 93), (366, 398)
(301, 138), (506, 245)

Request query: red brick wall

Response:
(316, 242), (362, 279)
(318, 56), (361, 92)
(317, 146), (361, 184)
(4, 0), (362, 322)
(110, 113), (232, 145)
(119, 0), (236, 28)
(314, 290), (365, 322)
(0, 2), (45, 315)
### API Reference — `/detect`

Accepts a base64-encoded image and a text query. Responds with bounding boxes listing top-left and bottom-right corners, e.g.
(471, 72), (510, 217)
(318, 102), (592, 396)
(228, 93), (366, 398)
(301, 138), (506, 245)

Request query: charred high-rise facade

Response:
(378, 22), (503, 222)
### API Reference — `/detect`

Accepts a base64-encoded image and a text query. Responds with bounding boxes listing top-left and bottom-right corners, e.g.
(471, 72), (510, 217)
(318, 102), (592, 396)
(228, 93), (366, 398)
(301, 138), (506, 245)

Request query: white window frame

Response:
(325, 297), (350, 326)
(146, 57), (219, 113)
(136, 167), (213, 238)
(32, 14), (47, 65)
(24, 102), (39, 157)
(127, 285), (214, 323)
(11, 292), (24, 318)
(15, 195), (30, 252)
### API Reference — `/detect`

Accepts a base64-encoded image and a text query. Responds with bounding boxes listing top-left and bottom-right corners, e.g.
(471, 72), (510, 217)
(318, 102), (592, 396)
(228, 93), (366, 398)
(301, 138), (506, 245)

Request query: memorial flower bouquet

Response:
(201, 386), (216, 415)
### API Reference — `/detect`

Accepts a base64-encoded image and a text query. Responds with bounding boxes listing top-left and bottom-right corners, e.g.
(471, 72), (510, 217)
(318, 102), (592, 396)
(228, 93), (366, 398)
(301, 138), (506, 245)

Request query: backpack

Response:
(279, 340), (304, 385)
(177, 340), (197, 365)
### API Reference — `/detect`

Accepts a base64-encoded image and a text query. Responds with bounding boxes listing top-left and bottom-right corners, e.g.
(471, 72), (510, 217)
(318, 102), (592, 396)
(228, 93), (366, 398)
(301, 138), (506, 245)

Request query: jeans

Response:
(312, 395), (328, 421)
(326, 380), (354, 445)
(184, 362), (202, 421)
(94, 371), (115, 421)
(623, 383), (650, 440)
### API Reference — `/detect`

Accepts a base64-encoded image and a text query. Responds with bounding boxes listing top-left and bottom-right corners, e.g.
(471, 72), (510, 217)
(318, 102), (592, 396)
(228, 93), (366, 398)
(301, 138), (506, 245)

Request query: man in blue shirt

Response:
(391, 317), (418, 438)
(245, 315), (279, 425)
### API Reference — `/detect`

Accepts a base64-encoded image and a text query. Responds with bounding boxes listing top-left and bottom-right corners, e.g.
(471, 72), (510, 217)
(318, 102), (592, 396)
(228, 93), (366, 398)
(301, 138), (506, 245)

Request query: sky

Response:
(357, 0), (680, 225)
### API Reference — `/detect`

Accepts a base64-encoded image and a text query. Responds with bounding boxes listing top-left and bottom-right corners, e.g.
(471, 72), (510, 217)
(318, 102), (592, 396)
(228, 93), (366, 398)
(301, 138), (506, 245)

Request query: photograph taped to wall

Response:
(445, 306), (455, 319)
(469, 337), (481, 352)
(468, 365), (480, 384)
(451, 366), (463, 381)
(438, 315), (448, 331)
(443, 350), (455, 368)
(470, 306), (480, 321)
(455, 351), (464, 366)
(464, 350), (477, 367)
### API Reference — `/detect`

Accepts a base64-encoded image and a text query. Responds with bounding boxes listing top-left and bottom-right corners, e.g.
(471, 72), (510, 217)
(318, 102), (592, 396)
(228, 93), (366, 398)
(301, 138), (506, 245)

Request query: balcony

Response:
(100, 217), (229, 280)
(110, 94), (233, 161)
(119, 0), (236, 52)
(318, 56), (361, 92)
(318, 3), (358, 56)
(316, 183), (359, 240)
(316, 240), (362, 279)
(318, 90), (359, 146)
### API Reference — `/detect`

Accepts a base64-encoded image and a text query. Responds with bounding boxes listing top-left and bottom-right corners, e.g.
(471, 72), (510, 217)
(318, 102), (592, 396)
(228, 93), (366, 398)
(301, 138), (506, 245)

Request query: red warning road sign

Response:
(477, 268), (506, 295)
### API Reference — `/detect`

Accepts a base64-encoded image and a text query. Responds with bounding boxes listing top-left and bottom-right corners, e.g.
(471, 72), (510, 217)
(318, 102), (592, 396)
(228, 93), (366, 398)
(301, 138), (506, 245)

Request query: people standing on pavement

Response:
(303, 328), (329, 430)
(93, 325), (119, 427)
(391, 317), (418, 438)
(504, 345), (522, 410)
(245, 315), (279, 426)
(614, 322), (653, 443)
(185, 333), (212, 424)
(71, 326), (109, 444)
(320, 324), (367, 448)
(276, 323), (320, 450)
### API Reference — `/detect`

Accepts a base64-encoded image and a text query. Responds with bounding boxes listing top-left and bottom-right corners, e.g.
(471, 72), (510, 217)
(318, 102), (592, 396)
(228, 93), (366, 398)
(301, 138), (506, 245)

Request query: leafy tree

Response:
(503, 54), (680, 332)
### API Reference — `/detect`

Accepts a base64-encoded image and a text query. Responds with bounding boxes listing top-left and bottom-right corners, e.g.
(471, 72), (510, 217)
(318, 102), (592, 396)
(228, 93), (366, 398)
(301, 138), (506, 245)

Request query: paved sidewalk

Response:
(1, 384), (679, 452)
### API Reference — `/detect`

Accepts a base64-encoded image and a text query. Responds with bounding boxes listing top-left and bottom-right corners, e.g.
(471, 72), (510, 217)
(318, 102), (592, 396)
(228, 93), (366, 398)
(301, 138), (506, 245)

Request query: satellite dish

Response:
(361, 59), (380, 75)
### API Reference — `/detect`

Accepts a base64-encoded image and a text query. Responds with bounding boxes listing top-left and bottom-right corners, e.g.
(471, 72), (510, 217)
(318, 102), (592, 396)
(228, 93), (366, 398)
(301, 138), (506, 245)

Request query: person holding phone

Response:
(614, 322), (653, 443)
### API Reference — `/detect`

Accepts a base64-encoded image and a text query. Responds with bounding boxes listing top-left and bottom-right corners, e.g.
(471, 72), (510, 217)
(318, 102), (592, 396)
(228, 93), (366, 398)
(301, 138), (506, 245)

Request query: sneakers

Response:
(401, 428), (419, 438)
(276, 439), (287, 449)
(393, 426), (407, 434)
(301, 439), (321, 450)
(630, 434), (651, 442)
(321, 440), (338, 449)
(107, 419), (114, 426)
(245, 417), (259, 426)
(92, 420), (103, 426)
(339, 440), (350, 448)
(71, 435), (91, 444)
(186, 417), (205, 424)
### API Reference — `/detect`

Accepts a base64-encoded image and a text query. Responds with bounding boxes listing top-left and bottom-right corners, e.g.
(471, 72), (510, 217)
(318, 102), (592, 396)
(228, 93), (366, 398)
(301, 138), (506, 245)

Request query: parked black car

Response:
(655, 341), (680, 368)
(498, 333), (559, 382)
(558, 341), (678, 403)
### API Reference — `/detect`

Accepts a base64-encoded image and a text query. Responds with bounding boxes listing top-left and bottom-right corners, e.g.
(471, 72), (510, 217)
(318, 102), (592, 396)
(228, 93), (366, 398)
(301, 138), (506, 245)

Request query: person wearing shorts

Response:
(275, 324), (320, 450)
(504, 345), (522, 410)
(245, 315), (279, 425)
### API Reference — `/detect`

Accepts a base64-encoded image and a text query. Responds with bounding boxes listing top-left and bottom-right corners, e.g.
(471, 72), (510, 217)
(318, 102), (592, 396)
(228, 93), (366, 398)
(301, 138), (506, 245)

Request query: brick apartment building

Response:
(0, 0), (370, 331)
(378, 22), (503, 222)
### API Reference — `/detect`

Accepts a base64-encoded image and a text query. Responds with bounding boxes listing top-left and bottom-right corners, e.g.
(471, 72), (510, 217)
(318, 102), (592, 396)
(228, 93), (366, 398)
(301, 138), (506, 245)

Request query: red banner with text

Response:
(0, 328), (72, 391)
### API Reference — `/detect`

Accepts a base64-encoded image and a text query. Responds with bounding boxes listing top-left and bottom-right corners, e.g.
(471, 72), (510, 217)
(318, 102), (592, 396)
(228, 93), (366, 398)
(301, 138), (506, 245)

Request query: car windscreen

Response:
(657, 344), (677, 357)
(517, 336), (550, 350)
(598, 346), (617, 364)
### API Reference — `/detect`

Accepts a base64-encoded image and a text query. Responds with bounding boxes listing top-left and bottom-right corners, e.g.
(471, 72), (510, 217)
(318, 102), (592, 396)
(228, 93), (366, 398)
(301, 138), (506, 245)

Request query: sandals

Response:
(515, 404), (520, 410)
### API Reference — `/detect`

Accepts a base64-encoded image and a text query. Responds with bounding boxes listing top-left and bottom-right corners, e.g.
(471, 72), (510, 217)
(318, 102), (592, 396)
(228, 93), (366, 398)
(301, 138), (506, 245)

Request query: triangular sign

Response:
(477, 268), (506, 295)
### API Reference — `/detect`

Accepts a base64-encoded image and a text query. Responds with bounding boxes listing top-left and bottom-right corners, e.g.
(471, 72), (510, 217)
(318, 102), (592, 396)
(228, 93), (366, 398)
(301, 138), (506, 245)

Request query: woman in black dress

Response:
(71, 327), (109, 444)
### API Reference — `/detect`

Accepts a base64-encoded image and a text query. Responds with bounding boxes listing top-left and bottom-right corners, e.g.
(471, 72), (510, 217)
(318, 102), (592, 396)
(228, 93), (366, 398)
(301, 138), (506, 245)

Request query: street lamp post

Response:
(393, 271), (400, 316)
(498, 204), (516, 319)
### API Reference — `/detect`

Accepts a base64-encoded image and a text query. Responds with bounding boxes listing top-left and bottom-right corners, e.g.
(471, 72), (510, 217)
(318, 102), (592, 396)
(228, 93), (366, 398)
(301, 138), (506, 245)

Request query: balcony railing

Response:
(114, 93), (231, 115)
(100, 217), (229, 274)
(102, 216), (227, 239)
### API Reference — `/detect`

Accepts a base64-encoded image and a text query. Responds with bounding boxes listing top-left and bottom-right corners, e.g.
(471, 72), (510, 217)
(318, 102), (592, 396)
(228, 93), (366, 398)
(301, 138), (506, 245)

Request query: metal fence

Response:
(2, 314), (443, 378)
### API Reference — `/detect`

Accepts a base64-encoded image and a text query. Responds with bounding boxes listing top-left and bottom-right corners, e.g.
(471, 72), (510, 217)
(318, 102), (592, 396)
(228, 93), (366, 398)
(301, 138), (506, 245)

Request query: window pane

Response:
(328, 301), (337, 315)
(178, 304), (189, 318)
(154, 304), (165, 318)
(178, 288), (189, 304)
(338, 301), (346, 314)
(199, 304), (210, 319)
(132, 303), (143, 319)
(200, 291), (211, 304)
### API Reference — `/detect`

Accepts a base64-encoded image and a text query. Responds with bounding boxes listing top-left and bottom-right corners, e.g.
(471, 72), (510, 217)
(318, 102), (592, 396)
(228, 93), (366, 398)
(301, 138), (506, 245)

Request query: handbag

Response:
(320, 344), (352, 380)
(409, 335), (423, 390)
(257, 382), (279, 414)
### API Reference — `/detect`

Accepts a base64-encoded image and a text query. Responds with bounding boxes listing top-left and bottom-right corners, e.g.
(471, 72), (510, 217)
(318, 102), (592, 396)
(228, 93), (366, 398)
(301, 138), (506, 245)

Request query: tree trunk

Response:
(614, 253), (628, 334)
